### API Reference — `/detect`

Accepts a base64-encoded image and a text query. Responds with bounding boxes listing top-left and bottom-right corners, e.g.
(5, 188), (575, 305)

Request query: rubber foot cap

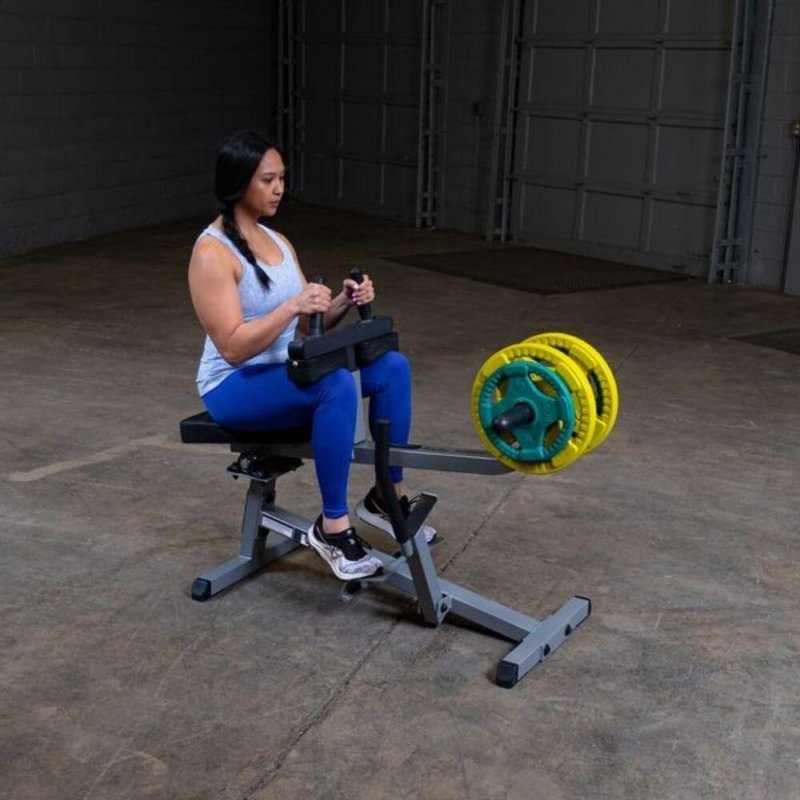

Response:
(191, 578), (212, 602)
(496, 661), (518, 689)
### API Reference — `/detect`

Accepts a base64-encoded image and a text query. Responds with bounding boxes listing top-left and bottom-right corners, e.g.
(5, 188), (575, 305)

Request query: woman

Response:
(188, 130), (435, 582)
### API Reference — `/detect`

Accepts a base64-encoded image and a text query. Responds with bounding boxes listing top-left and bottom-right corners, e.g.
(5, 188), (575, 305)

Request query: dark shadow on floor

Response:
(734, 327), (800, 356)
(383, 246), (690, 294)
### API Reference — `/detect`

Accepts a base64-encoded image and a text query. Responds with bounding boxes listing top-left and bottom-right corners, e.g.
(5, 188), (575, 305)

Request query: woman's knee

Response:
(316, 368), (358, 410)
(377, 350), (411, 383)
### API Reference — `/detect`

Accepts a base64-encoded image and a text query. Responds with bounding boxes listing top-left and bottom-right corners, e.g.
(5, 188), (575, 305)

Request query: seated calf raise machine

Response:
(180, 274), (590, 688)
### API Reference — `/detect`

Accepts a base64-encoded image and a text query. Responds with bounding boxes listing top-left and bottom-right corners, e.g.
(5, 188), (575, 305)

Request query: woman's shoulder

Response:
(259, 224), (298, 264)
(191, 225), (239, 271)
(259, 223), (292, 247)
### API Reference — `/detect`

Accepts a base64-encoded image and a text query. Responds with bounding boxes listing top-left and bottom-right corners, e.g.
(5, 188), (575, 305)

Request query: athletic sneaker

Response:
(355, 487), (437, 544)
(307, 515), (383, 581)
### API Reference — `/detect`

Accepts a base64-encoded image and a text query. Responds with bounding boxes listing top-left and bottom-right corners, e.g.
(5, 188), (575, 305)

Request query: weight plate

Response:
(471, 342), (597, 475)
(524, 332), (619, 452)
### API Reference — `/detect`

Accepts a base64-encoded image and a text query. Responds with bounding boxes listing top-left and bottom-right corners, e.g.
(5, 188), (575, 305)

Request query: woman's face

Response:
(241, 148), (285, 217)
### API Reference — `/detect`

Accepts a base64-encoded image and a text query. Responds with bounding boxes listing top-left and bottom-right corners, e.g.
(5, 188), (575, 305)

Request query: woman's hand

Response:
(343, 273), (375, 308)
(293, 281), (332, 315)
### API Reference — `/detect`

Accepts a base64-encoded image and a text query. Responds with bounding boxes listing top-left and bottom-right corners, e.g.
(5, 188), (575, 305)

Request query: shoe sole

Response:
(355, 502), (437, 545)
(307, 529), (383, 581)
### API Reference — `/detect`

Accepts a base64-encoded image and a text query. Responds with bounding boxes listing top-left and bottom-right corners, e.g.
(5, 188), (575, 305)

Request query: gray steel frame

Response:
(277, 0), (299, 192)
(191, 462), (589, 689)
(231, 439), (512, 475)
(415, 0), (450, 228)
(486, 0), (522, 242)
(709, 0), (775, 284)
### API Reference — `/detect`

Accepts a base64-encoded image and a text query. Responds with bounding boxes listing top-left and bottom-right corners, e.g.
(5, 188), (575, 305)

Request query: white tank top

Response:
(195, 224), (303, 396)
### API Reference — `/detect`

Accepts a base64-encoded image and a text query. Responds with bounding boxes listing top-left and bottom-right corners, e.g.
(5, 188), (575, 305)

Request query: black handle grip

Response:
(309, 275), (325, 338)
(348, 267), (373, 321)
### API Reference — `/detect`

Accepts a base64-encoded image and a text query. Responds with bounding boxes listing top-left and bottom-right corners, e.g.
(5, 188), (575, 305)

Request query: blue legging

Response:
(202, 351), (411, 518)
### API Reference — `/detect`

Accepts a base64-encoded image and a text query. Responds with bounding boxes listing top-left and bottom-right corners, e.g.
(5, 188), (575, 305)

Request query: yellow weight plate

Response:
(525, 332), (619, 453)
(471, 342), (597, 475)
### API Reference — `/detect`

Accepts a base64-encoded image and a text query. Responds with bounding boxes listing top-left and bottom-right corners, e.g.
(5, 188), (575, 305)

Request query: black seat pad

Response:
(180, 411), (312, 445)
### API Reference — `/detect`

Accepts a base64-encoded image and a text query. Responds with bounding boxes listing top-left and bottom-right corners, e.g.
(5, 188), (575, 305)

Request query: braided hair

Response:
(215, 130), (278, 289)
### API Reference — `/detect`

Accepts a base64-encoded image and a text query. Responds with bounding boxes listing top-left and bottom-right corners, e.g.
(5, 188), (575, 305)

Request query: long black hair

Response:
(215, 129), (278, 289)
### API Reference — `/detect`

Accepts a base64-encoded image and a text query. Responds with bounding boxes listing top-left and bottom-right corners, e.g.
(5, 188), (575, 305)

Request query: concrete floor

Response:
(2, 203), (799, 800)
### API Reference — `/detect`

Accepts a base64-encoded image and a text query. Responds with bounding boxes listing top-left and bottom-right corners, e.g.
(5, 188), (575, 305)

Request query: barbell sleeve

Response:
(492, 403), (535, 433)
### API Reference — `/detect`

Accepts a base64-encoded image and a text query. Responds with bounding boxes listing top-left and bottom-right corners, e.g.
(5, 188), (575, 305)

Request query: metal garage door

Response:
(507, 0), (733, 275)
(283, 0), (422, 221)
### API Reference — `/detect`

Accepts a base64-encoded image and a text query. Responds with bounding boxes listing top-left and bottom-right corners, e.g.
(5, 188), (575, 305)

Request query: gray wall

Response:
(289, 0), (422, 221)
(0, 0), (275, 257)
(284, 0), (499, 231)
(749, 0), (800, 289)
(4, 0), (798, 293)
(438, 0), (503, 234)
(439, 0), (800, 293)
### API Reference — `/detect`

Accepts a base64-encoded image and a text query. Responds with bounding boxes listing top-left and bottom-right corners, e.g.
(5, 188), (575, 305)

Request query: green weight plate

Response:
(471, 342), (597, 475)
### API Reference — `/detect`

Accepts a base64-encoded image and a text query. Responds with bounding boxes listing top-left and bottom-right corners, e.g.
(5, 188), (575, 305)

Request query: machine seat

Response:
(179, 411), (312, 445)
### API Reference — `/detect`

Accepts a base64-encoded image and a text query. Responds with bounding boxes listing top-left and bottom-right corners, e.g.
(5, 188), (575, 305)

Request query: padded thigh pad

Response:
(179, 411), (312, 445)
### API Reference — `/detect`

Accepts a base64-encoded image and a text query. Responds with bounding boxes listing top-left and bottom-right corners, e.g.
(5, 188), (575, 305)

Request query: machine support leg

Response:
(191, 478), (301, 601)
(495, 596), (591, 688)
(403, 527), (450, 625)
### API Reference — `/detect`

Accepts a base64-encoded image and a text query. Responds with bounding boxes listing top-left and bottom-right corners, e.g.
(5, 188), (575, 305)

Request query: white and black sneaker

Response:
(355, 487), (437, 544)
(308, 515), (384, 581)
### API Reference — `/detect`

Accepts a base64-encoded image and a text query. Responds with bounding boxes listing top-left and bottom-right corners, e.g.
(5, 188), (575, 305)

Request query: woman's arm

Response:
(322, 273), (375, 329)
(322, 290), (354, 330)
(188, 239), (326, 365)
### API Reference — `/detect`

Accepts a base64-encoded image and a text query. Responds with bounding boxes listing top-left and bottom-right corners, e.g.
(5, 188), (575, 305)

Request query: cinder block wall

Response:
(749, 0), (800, 288)
(0, 1), (275, 257)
